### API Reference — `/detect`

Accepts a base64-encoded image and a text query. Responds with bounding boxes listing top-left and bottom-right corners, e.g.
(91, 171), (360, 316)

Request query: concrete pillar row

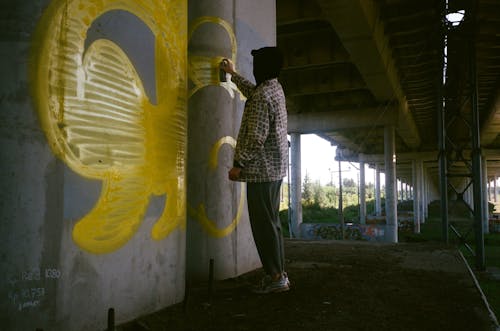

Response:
(384, 125), (398, 243)
(290, 133), (302, 238)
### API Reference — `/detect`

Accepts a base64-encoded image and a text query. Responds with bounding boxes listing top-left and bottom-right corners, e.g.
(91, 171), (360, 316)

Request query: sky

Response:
(298, 134), (376, 186)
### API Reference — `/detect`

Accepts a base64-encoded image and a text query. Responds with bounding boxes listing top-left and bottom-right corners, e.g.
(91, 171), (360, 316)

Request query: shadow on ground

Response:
(119, 240), (494, 331)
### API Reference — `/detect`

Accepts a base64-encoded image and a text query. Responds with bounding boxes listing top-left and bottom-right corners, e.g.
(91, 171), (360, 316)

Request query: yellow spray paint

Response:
(187, 17), (248, 238)
(188, 16), (244, 100)
(31, 0), (187, 253)
(188, 136), (245, 238)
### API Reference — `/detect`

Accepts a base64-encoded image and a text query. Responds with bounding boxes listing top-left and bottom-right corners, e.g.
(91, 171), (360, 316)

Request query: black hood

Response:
(251, 47), (283, 85)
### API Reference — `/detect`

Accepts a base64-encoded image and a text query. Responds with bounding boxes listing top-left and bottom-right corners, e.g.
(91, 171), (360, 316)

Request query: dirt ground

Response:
(119, 240), (495, 331)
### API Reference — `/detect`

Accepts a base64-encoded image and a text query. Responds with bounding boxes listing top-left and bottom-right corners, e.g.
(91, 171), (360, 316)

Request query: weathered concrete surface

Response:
(1, 0), (281, 329)
(186, 0), (276, 281)
(1, 1), (185, 330)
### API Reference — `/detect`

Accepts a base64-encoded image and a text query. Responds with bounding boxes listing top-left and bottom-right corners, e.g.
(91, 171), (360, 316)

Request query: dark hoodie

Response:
(251, 47), (284, 85)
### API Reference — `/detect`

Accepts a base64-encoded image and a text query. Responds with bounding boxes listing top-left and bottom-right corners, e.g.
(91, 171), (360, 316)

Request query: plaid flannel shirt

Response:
(231, 73), (288, 182)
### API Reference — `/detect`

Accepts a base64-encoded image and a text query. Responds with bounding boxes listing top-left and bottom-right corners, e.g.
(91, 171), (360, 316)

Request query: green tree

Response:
(343, 178), (356, 188)
(302, 172), (314, 205)
(312, 180), (327, 207)
(323, 185), (337, 208)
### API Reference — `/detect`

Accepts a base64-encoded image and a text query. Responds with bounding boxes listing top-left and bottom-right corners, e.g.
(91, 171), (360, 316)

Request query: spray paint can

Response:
(219, 59), (228, 82)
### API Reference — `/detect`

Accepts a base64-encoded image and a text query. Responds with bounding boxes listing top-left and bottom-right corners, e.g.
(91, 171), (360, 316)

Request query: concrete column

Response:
(187, 1), (275, 280)
(493, 175), (498, 203)
(384, 126), (398, 242)
(359, 156), (366, 224)
(375, 163), (382, 216)
(482, 158), (490, 234)
(487, 180), (491, 202)
(418, 160), (425, 224)
(398, 181), (401, 201)
(412, 160), (421, 233)
(3, 1), (188, 329)
(290, 133), (302, 237)
(423, 168), (429, 219)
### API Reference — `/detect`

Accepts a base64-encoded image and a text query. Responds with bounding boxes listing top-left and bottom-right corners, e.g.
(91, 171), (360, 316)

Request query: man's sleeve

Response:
(231, 73), (255, 98)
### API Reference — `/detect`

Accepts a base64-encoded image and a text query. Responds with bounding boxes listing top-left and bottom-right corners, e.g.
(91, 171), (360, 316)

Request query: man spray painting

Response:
(220, 47), (290, 293)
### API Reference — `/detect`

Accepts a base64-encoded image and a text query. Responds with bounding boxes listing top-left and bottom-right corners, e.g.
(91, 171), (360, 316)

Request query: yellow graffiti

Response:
(188, 16), (243, 100)
(188, 137), (245, 238)
(31, 0), (187, 253)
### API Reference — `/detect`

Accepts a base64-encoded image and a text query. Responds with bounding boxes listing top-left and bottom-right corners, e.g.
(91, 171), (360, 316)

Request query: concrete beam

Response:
(287, 107), (396, 133)
(316, 0), (421, 148)
(338, 150), (437, 163)
(339, 149), (500, 165)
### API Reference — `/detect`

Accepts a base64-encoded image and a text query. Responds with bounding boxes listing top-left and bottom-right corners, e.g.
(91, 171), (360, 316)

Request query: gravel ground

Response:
(119, 240), (495, 331)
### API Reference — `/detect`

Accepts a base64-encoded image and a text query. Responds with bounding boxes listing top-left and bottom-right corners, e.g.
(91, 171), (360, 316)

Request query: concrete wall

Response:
(1, 0), (278, 329)
(186, 0), (276, 280)
(1, 0), (186, 330)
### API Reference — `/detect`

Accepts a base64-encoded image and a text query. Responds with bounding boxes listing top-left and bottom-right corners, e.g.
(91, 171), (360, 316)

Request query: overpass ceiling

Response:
(277, 0), (500, 167)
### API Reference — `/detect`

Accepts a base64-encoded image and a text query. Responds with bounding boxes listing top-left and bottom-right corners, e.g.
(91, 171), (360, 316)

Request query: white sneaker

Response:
(283, 271), (291, 287)
(252, 275), (289, 294)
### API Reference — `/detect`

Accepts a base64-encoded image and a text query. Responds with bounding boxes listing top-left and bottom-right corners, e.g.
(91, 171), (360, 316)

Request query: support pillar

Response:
(412, 160), (421, 233)
(290, 133), (302, 238)
(418, 160), (425, 224)
(423, 168), (429, 220)
(359, 155), (366, 224)
(487, 180), (491, 202)
(384, 126), (398, 242)
(493, 174), (497, 203)
(375, 163), (382, 216)
(187, 0), (275, 280)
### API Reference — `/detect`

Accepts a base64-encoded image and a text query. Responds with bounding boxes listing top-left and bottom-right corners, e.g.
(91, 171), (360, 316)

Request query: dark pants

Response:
(246, 180), (284, 277)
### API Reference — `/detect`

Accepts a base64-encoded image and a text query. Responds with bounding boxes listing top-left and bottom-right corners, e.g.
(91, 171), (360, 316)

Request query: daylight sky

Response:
(299, 134), (376, 186)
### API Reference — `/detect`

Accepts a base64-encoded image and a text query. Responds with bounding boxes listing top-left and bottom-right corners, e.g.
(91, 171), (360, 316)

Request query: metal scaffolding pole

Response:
(438, 20), (449, 243)
(441, 0), (484, 270)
